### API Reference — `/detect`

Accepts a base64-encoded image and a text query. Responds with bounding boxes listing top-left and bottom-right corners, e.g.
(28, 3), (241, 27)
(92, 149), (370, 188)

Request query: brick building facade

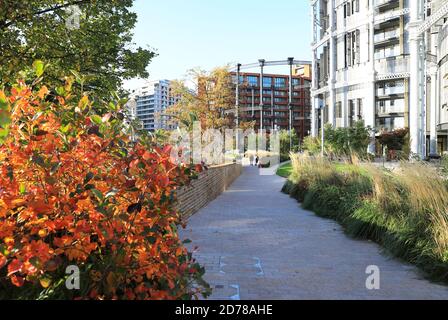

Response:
(232, 71), (312, 141)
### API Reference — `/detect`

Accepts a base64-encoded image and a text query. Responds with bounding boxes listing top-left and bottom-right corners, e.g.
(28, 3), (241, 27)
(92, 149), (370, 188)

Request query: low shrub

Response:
(0, 75), (210, 299)
(377, 128), (410, 160)
(324, 121), (372, 159)
(301, 122), (372, 159)
(283, 154), (448, 283)
(279, 129), (299, 162)
(302, 136), (321, 156)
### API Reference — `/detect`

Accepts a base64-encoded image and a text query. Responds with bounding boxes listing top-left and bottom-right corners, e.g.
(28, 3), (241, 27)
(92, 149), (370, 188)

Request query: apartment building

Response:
(311, 0), (448, 157)
(133, 80), (179, 132)
(232, 71), (312, 141)
(294, 64), (312, 78)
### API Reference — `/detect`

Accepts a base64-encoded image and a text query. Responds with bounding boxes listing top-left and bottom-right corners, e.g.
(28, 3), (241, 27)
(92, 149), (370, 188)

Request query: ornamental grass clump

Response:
(396, 164), (448, 259)
(284, 153), (448, 282)
(285, 153), (338, 203)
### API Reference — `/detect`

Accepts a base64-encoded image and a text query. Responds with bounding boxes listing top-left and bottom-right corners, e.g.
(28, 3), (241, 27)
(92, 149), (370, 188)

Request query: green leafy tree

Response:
(279, 129), (299, 162)
(302, 136), (321, 155)
(325, 121), (371, 157)
(0, 0), (154, 97)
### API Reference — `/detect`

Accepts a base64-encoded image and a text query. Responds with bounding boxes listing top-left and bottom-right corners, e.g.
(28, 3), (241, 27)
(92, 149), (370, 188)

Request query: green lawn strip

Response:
(277, 163), (292, 178)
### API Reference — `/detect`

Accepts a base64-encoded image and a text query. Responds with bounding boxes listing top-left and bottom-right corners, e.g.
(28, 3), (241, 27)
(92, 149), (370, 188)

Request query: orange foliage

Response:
(0, 79), (209, 299)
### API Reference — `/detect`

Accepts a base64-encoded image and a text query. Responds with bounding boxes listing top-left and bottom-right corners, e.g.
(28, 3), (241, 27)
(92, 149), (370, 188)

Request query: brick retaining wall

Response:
(176, 163), (242, 219)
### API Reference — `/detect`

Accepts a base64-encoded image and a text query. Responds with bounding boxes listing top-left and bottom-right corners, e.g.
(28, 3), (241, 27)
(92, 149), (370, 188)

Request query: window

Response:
(336, 102), (342, 118)
(355, 30), (360, 64)
(353, 0), (359, 13)
(344, 2), (351, 18)
(377, 80), (405, 96)
(345, 30), (361, 67)
(375, 44), (400, 59)
(275, 91), (287, 96)
(376, 117), (405, 132)
(349, 100), (355, 126)
(247, 76), (258, 87)
(263, 77), (272, 87)
(274, 78), (286, 88)
(345, 33), (350, 67)
(376, 99), (405, 115)
(263, 97), (271, 103)
(357, 99), (363, 120)
(374, 27), (399, 42)
(344, 1), (358, 18)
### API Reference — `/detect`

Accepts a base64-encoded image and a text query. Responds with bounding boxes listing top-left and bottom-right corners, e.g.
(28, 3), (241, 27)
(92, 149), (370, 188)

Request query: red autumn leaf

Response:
(129, 159), (140, 169)
(0, 254), (7, 269)
(11, 275), (25, 287)
(7, 259), (23, 276)
(142, 151), (152, 161)
(162, 145), (172, 155)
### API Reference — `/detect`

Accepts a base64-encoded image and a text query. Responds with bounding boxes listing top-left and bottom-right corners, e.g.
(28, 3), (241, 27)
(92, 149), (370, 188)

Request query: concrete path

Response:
(181, 167), (448, 300)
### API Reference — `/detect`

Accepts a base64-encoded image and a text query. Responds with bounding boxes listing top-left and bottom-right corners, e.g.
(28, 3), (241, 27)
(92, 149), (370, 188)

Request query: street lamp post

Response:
(235, 63), (241, 153)
(271, 84), (275, 131)
(320, 104), (325, 157)
(259, 59), (265, 134)
(251, 87), (255, 118)
(235, 63), (241, 129)
(288, 57), (294, 151)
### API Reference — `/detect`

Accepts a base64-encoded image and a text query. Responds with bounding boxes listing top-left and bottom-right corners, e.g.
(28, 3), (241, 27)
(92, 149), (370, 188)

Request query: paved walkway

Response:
(181, 167), (448, 300)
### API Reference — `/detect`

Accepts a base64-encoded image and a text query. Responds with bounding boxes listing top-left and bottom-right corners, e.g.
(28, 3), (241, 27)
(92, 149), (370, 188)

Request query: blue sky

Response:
(124, 0), (311, 91)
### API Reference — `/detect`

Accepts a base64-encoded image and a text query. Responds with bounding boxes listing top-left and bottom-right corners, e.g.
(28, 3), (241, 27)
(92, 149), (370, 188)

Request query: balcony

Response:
(375, 56), (410, 79)
(375, 116), (405, 132)
(376, 83), (405, 97)
(375, 16), (400, 29)
(374, 29), (400, 48)
(375, 0), (400, 13)
(374, 28), (399, 42)
(376, 105), (405, 116)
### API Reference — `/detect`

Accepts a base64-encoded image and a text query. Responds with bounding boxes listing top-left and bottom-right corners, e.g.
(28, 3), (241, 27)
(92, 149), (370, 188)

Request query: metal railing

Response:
(376, 105), (405, 115)
(375, 56), (410, 75)
(375, 0), (397, 7)
(374, 29), (400, 42)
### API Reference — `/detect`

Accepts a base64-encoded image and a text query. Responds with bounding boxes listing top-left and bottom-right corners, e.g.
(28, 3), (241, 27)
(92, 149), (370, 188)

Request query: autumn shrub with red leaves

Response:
(0, 73), (210, 299)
